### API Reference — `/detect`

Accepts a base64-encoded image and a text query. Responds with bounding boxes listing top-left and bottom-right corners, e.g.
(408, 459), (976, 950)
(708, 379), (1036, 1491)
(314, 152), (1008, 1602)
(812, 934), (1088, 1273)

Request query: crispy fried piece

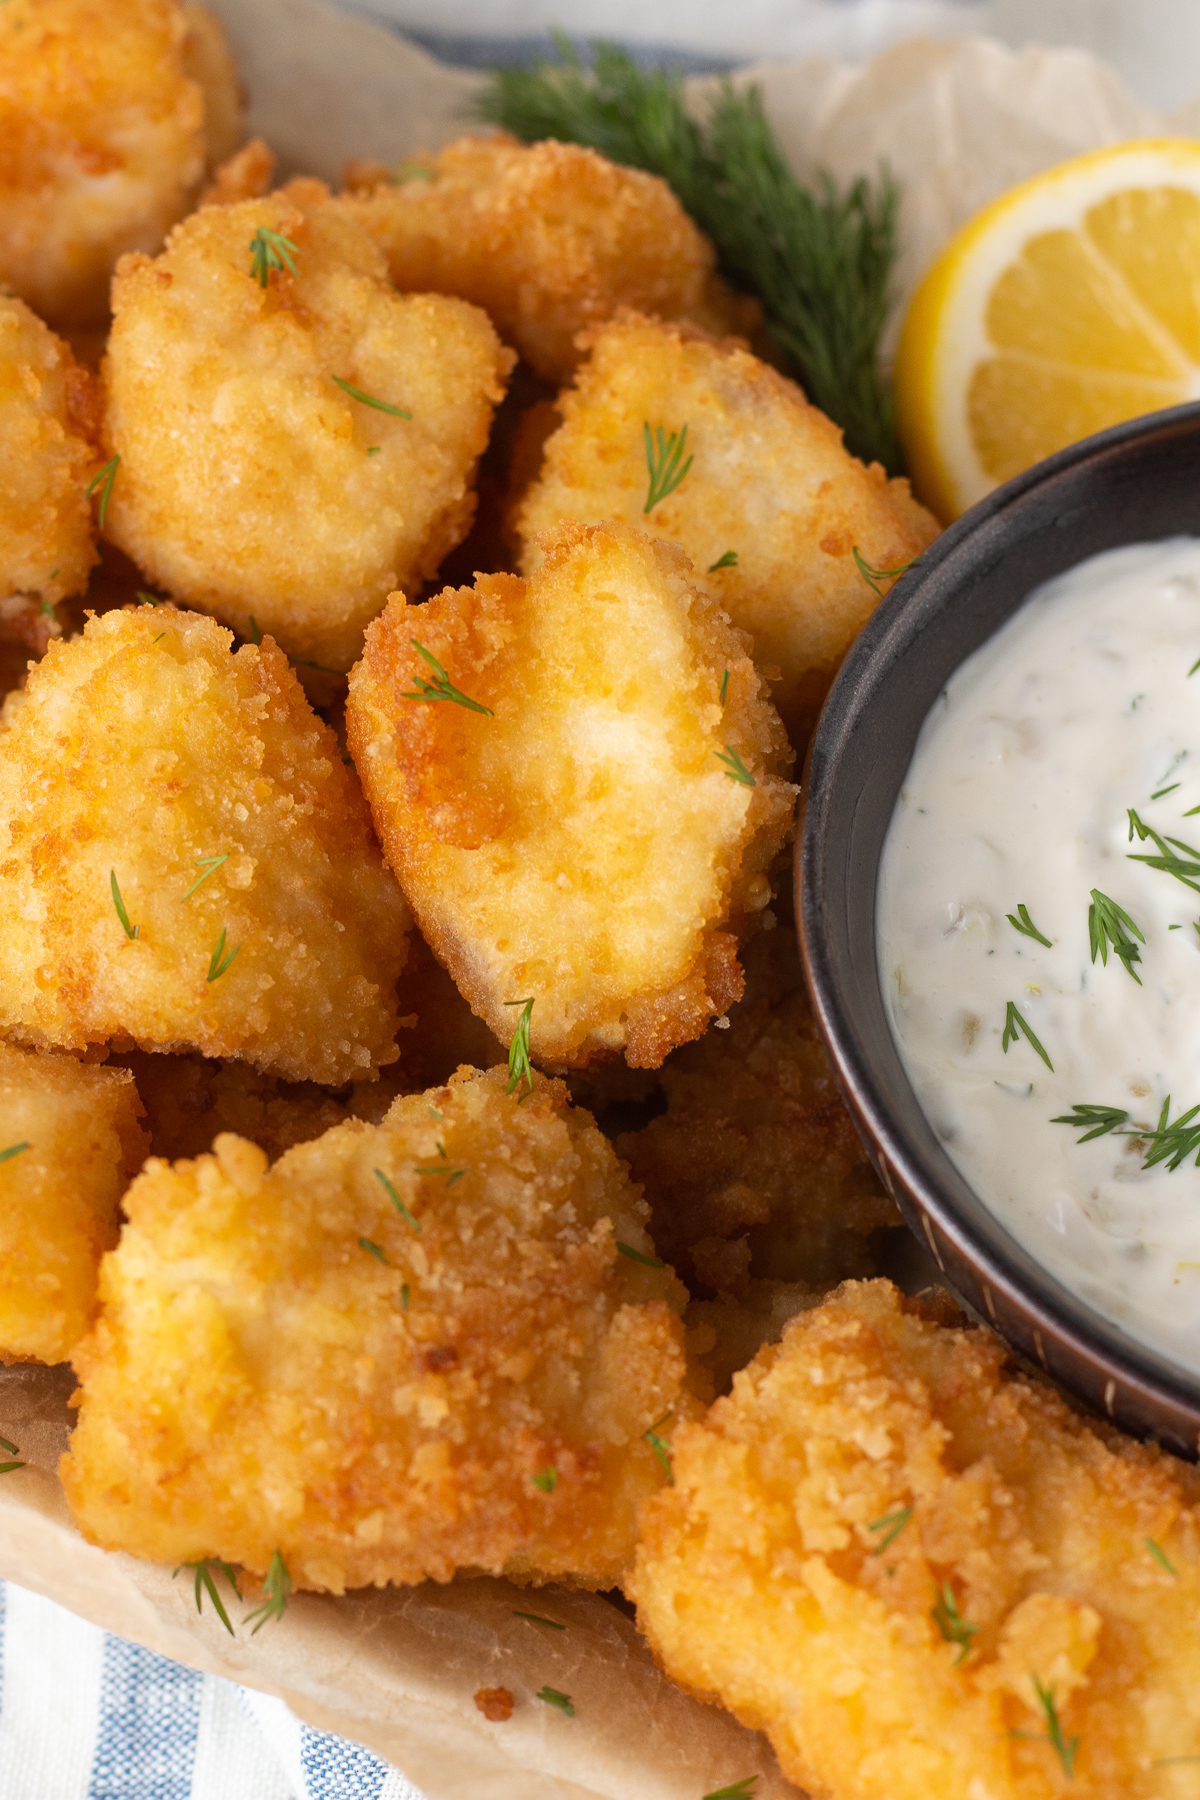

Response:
(62, 1067), (698, 1592)
(683, 1282), (819, 1401)
(0, 0), (210, 325)
(0, 1043), (147, 1364)
(336, 135), (756, 382)
(199, 138), (275, 208)
(0, 606), (410, 1083)
(631, 1278), (1200, 1800)
(617, 920), (898, 1292)
(347, 520), (796, 1070)
(114, 1049), (357, 1164)
(181, 3), (244, 171)
(516, 313), (940, 741)
(100, 185), (514, 670)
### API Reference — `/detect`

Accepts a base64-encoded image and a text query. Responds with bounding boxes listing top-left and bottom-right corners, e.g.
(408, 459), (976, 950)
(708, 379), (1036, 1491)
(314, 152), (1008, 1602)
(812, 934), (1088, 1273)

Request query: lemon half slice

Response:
(895, 139), (1200, 522)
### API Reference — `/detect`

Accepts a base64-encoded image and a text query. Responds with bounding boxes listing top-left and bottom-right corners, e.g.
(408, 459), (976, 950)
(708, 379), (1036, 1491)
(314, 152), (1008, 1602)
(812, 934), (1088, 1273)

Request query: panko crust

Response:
(0, 0), (208, 325)
(100, 185), (515, 669)
(630, 1279), (1200, 1800)
(337, 134), (756, 382)
(0, 606), (411, 1083)
(62, 1066), (697, 1593)
(516, 313), (941, 741)
(0, 1043), (147, 1365)
(0, 294), (102, 611)
(346, 519), (796, 1070)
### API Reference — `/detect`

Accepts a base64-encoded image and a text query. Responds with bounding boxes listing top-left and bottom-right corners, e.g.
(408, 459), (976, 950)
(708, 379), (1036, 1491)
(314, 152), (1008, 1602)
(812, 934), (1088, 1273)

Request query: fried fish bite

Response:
(347, 520), (796, 1070)
(0, 0), (230, 325)
(100, 186), (514, 670)
(337, 135), (755, 382)
(631, 1279), (1200, 1800)
(62, 1066), (696, 1593)
(0, 606), (410, 1083)
(516, 313), (940, 740)
(0, 1044), (147, 1365)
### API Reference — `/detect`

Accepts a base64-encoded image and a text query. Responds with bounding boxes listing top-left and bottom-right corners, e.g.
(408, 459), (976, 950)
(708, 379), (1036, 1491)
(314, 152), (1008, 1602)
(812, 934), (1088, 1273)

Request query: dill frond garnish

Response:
(1127, 809), (1200, 893)
(643, 422), (692, 512)
(1135, 1095), (1200, 1171)
(87, 456), (120, 529)
(703, 1782), (758, 1800)
(1001, 1001), (1053, 1071)
(0, 1142), (30, 1164)
(537, 1686), (574, 1717)
(185, 853), (229, 900)
(867, 1505), (911, 1552)
(852, 546), (916, 597)
(247, 616), (262, 645)
(0, 1433), (24, 1475)
(137, 590), (167, 607)
(512, 1609), (567, 1630)
(616, 1241), (664, 1267)
(176, 1558), (242, 1636)
(1007, 903), (1051, 947)
(402, 640), (494, 715)
(719, 669), (729, 705)
(332, 376), (412, 419)
(1088, 889), (1144, 982)
(1146, 1537), (1177, 1576)
(475, 40), (902, 470)
(249, 226), (299, 289)
(367, 446), (381, 456)
(374, 1167), (421, 1233)
(715, 746), (755, 786)
(644, 1412), (674, 1483)
(206, 928), (240, 983)
(1010, 1676), (1079, 1779)
(109, 870), (138, 940)
(243, 1550), (291, 1633)
(400, 1283), (410, 1311)
(931, 1581), (978, 1665)
(709, 550), (738, 572)
(1050, 1104), (1129, 1143)
(505, 996), (535, 1096)
(413, 1143), (467, 1186)
(359, 1236), (388, 1264)
(395, 160), (436, 182)
(531, 1467), (558, 1493)
(1152, 782), (1180, 800)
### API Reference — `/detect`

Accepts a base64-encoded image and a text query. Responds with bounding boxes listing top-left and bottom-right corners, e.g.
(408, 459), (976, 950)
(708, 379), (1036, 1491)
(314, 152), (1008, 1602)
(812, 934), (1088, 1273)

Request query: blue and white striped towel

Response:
(0, 1580), (427, 1800)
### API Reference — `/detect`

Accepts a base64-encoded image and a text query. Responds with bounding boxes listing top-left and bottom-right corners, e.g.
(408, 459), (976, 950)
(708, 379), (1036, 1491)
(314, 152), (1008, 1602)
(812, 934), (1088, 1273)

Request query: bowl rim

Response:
(796, 397), (1200, 1447)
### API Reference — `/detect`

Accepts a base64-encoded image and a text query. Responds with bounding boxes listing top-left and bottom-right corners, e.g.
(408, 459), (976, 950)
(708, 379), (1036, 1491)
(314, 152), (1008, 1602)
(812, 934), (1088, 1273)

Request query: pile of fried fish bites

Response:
(4, 7), (1200, 1796)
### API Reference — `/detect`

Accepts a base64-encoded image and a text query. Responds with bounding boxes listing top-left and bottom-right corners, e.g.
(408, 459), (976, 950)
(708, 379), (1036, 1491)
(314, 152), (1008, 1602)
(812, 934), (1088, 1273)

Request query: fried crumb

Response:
(474, 1686), (514, 1722)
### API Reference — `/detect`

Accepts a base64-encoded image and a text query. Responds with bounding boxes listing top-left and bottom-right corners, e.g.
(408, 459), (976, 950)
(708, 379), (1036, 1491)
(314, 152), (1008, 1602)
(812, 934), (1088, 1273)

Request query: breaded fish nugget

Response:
(101, 187), (514, 670)
(631, 1279), (1200, 1800)
(347, 520), (796, 1069)
(0, 0), (229, 325)
(338, 135), (755, 382)
(0, 606), (410, 1083)
(516, 314), (940, 739)
(62, 1067), (696, 1593)
(0, 1044), (146, 1364)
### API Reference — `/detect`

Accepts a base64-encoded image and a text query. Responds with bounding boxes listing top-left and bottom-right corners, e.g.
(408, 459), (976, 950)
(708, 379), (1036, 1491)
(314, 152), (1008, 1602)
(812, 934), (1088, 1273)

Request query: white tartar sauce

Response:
(878, 537), (1200, 1373)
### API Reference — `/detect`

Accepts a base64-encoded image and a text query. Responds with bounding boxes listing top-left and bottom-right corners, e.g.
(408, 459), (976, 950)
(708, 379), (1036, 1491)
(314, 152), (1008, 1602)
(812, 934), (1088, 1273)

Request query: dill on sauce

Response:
(1088, 888), (1144, 983)
(643, 422), (692, 513)
(1050, 1104), (1129, 1144)
(1127, 809), (1200, 894)
(1001, 1001), (1053, 1071)
(401, 640), (494, 715)
(1006, 903), (1051, 947)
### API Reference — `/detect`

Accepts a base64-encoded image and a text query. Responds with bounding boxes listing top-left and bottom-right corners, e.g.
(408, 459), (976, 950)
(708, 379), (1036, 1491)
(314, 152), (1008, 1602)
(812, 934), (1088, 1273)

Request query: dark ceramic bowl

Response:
(797, 400), (1200, 1459)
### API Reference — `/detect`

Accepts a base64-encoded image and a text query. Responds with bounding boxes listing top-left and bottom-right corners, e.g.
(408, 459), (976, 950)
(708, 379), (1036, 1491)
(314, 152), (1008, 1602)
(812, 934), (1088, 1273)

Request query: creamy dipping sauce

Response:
(878, 537), (1200, 1374)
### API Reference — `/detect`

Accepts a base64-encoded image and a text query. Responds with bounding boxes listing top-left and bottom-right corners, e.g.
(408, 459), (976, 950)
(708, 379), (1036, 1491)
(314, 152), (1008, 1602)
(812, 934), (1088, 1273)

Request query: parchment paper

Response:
(1, 2), (1192, 1793)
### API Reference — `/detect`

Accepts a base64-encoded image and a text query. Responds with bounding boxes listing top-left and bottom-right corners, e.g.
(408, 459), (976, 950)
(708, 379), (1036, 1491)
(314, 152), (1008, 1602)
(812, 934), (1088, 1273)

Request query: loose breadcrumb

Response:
(630, 1279), (1200, 1800)
(347, 519), (796, 1069)
(0, 606), (411, 1084)
(0, 1043), (147, 1365)
(62, 1067), (697, 1593)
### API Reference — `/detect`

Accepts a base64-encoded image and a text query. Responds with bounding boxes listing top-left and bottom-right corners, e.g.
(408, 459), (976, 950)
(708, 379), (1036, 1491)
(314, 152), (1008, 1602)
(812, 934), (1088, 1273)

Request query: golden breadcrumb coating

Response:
(0, 1043), (147, 1365)
(0, 0), (210, 325)
(199, 138), (276, 209)
(516, 313), (940, 740)
(618, 920), (898, 1294)
(347, 519), (796, 1070)
(181, 3), (243, 171)
(0, 606), (411, 1083)
(62, 1066), (697, 1593)
(0, 294), (102, 610)
(631, 1279), (1200, 1800)
(337, 134), (756, 382)
(100, 185), (515, 670)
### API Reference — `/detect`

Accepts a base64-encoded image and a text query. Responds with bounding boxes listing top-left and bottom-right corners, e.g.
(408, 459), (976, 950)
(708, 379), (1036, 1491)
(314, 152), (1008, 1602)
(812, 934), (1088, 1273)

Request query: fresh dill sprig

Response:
(401, 640), (494, 715)
(643, 422), (693, 512)
(703, 1782), (758, 1800)
(644, 1412), (674, 1483)
(852, 546), (917, 597)
(505, 996), (535, 1096)
(109, 870), (138, 940)
(249, 226), (299, 289)
(1152, 782), (1181, 800)
(375, 1166), (421, 1233)
(243, 1550), (291, 1633)
(184, 853), (229, 900)
(1146, 1537), (1177, 1576)
(176, 1559), (242, 1636)
(1007, 903), (1051, 947)
(1010, 1677), (1079, 1779)
(87, 456), (120, 530)
(0, 1433), (24, 1475)
(1050, 1103), (1129, 1144)
(867, 1505), (912, 1553)
(332, 376), (412, 419)
(206, 928), (240, 983)
(412, 1143), (468, 1186)
(616, 1241), (664, 1267)
(709, 550), (738, 572)
(0, 1142), (29, 1164)
(715, 746), (755, 786)
(1088, 888), (1144, 983)
(512, 1610), (567, 1631)
(475, 41), (903, 470)
(359, 1236), (389, 1264)
(537, 1686), (575, 1717)
(1135, 1095), (1200, 1172)
(931, 1581), (978, 1665)
(531, 1468), (558, 1493)
(1001, 1001), (1053, 1071)
(1127, 809), (1200, 893)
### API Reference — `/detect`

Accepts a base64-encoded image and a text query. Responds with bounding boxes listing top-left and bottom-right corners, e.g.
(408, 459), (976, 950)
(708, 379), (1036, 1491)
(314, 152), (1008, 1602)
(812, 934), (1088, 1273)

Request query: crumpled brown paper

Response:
(0, 2), (1189, 1793)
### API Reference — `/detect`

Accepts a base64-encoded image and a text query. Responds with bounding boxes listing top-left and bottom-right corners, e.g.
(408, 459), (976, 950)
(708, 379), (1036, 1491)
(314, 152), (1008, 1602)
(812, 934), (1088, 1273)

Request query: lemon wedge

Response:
(895, 139), (1200, 522)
